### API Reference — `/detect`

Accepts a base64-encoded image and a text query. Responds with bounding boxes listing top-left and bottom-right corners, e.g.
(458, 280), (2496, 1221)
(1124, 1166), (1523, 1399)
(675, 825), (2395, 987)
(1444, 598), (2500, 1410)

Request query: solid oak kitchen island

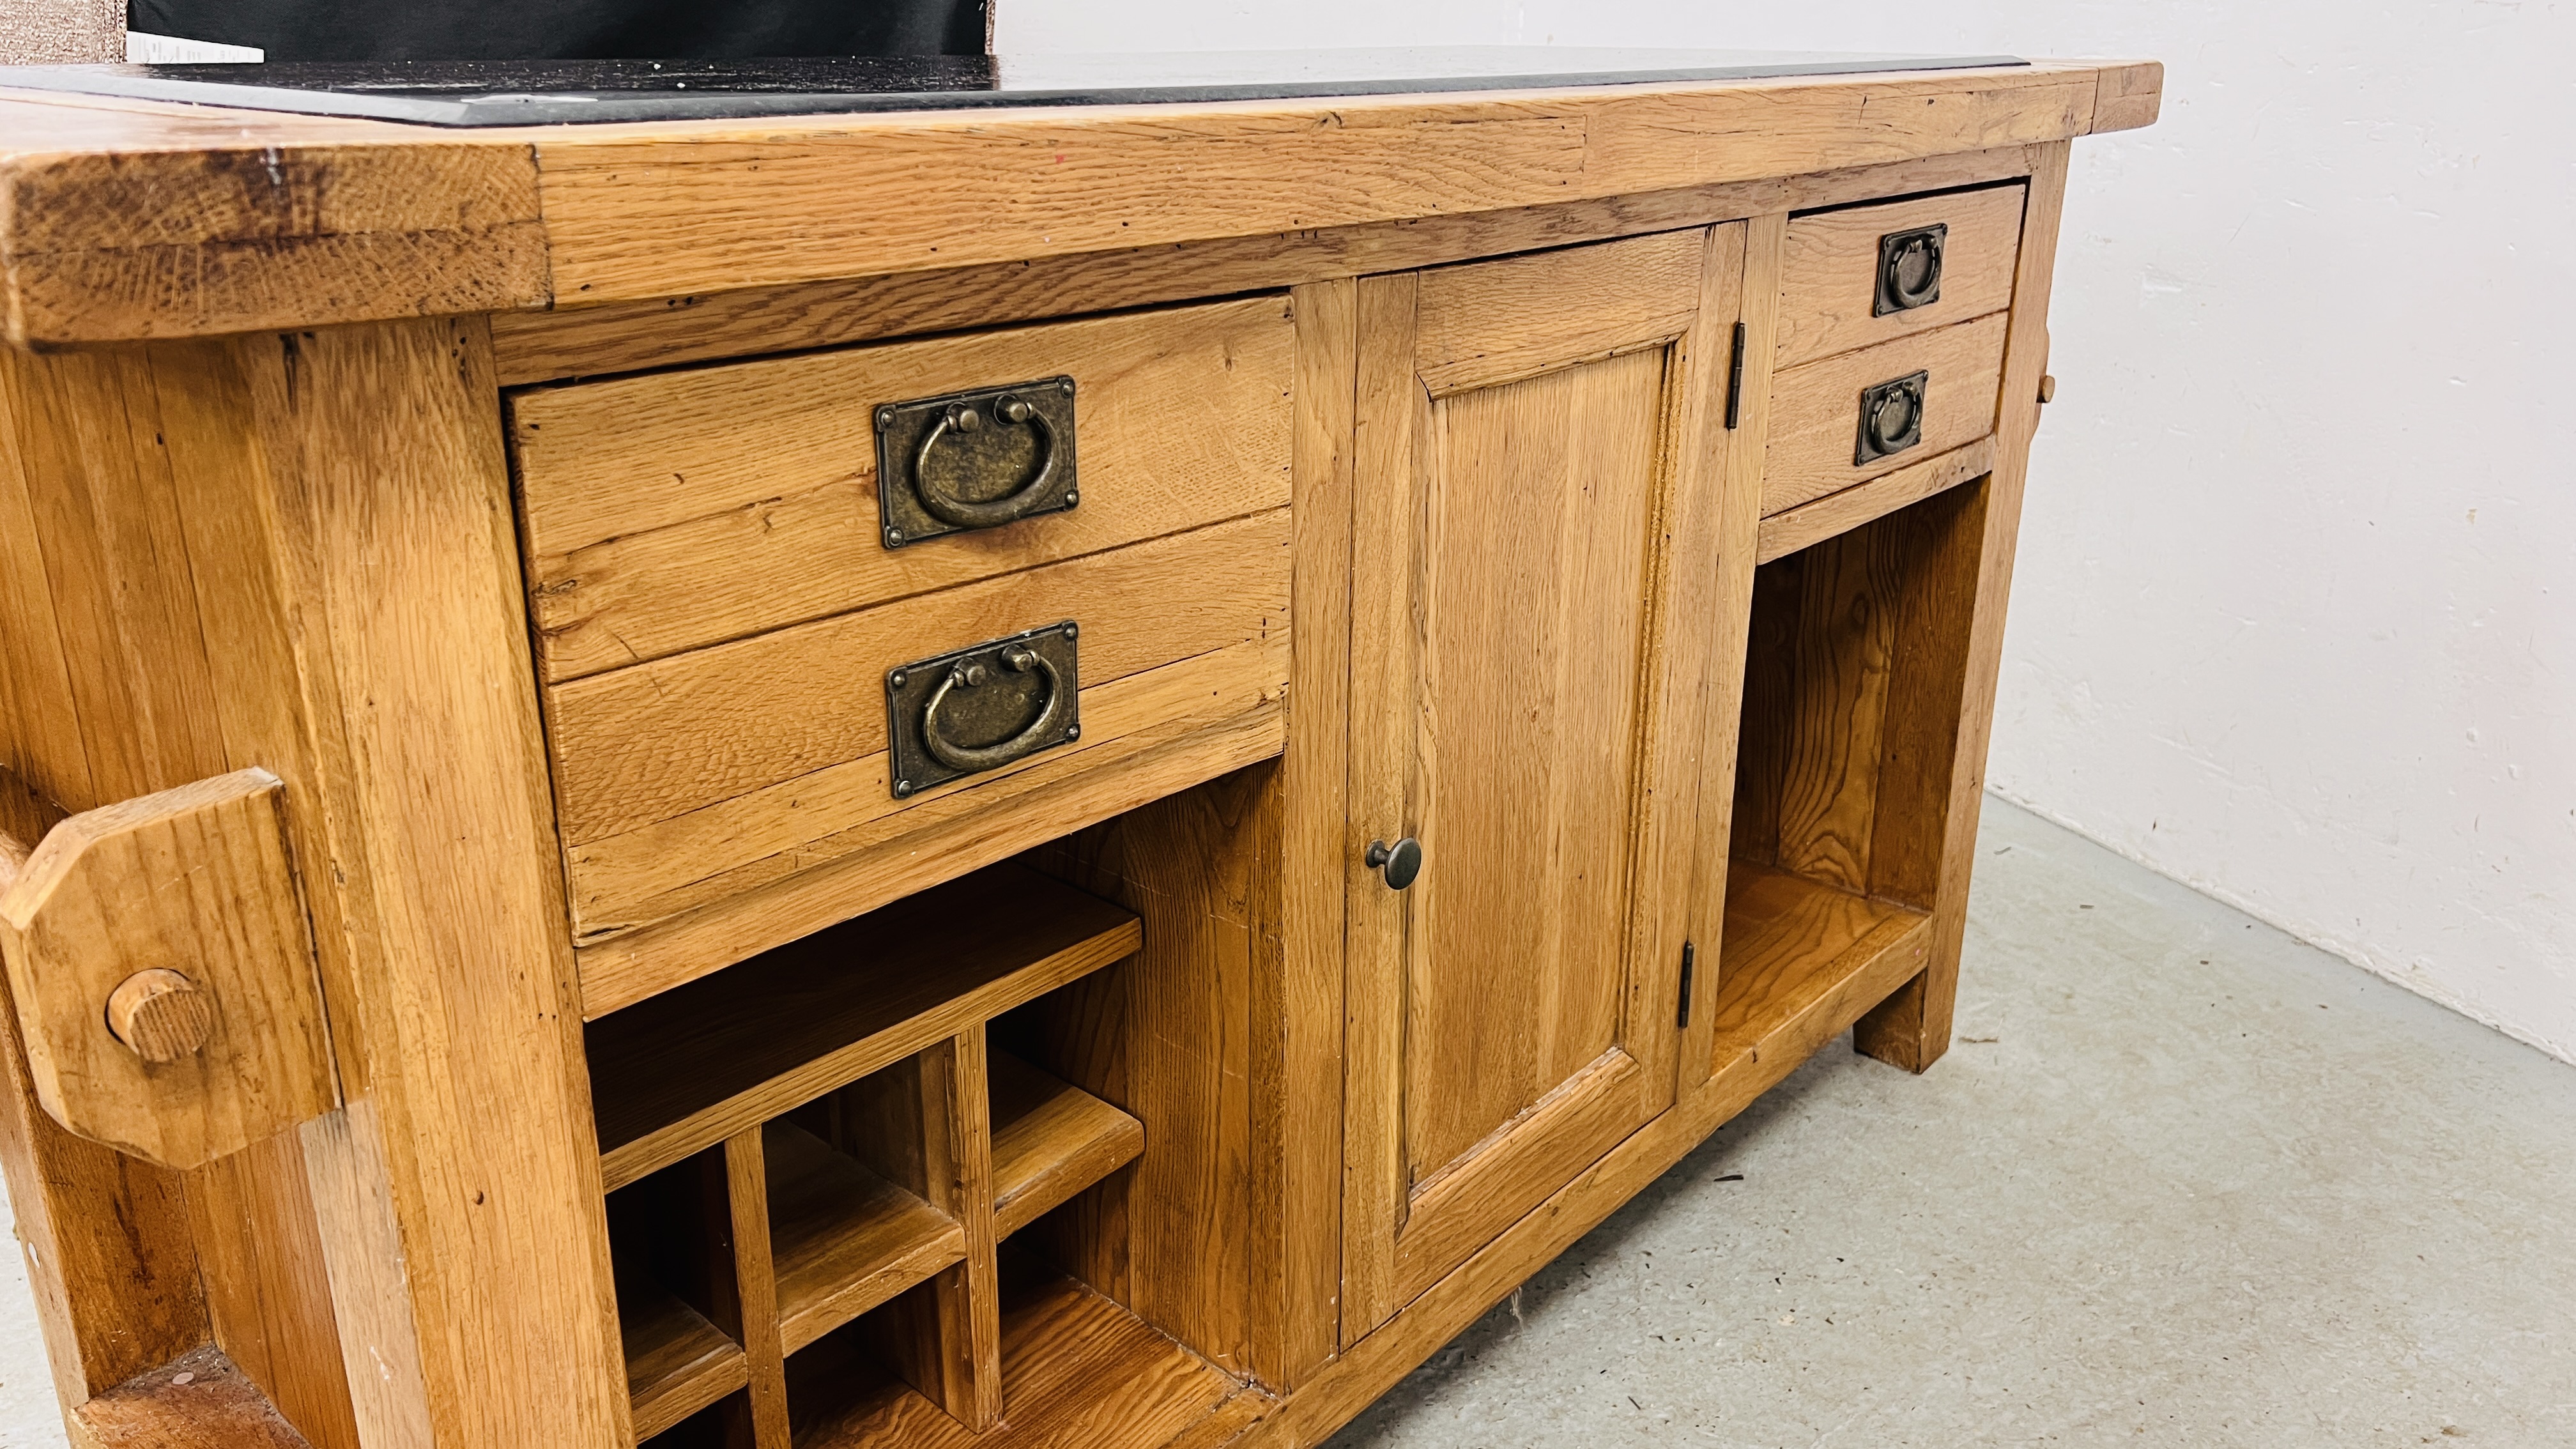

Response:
(0, 49), (2158, 1449)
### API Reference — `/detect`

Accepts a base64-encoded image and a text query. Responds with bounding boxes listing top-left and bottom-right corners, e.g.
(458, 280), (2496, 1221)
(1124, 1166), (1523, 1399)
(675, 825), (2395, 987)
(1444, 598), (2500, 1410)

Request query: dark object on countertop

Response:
(0, 46), (2027, 126)
(127, 0), (986, 63)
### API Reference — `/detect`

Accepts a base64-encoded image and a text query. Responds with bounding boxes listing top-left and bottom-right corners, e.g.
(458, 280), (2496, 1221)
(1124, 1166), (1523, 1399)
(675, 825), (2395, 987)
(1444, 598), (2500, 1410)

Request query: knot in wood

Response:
(105, 969), (215, 1064)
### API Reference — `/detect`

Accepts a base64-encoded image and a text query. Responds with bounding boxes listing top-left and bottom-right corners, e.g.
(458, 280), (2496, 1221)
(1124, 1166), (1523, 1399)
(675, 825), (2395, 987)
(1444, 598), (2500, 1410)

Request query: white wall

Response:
(1001, 1), (2576, 1062)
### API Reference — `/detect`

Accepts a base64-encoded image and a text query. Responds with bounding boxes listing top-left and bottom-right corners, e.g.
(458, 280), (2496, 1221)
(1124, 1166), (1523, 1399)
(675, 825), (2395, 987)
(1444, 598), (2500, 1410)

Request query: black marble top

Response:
(0, 47), (2027, 128)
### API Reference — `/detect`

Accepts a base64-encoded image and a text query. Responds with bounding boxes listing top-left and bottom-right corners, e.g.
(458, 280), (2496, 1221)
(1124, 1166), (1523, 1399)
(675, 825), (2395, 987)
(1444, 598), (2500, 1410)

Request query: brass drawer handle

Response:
(885, 622), (1083, 799)
(875, 376), (1080, 549)
(1874, 222), (1947, 315)
(1854, 370), (1928, 465)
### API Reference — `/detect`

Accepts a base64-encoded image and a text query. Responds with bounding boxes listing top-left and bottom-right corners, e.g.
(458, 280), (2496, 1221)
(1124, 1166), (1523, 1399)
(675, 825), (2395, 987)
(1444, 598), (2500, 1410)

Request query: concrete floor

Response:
(2, 799), (2572, 1446)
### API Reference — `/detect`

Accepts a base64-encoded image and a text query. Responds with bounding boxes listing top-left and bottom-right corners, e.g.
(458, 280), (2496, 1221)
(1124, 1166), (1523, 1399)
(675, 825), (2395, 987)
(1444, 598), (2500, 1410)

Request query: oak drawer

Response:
(510, 295), (1295, 684)
(546, 510), (1291, 943)
(1774, 184), (2025, 369)
(1762, 312), (2007, 516)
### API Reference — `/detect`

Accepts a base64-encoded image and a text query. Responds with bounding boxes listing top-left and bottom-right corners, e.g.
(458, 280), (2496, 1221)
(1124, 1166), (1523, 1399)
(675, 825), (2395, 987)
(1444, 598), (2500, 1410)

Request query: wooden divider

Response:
(590, 863), (1156, 1445)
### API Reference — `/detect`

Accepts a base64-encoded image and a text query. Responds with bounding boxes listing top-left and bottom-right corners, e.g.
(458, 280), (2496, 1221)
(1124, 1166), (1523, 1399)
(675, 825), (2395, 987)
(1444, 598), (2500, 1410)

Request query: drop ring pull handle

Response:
(913, 394), (1062, 530)
(1365, 837), (1423, 891)
(1874, 222), (1947, 315)
(1854, 369), (1928, 465)
(921, 645), (1071, 774)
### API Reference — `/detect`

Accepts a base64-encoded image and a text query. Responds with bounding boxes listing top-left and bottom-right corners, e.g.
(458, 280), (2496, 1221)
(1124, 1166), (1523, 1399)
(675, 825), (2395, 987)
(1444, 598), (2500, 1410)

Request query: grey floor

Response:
(3, 799), (2572, 1448)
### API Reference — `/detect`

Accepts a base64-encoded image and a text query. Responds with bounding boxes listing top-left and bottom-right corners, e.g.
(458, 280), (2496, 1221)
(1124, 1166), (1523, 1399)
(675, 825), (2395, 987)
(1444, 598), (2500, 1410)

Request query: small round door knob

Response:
(105, 969), (215, 1064)
(1365, 837), (1423, 891)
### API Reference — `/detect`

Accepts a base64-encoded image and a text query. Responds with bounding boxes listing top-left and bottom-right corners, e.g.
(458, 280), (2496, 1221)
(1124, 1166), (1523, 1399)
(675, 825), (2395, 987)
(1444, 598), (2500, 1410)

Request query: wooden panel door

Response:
(1343, 226), (1746, 1332)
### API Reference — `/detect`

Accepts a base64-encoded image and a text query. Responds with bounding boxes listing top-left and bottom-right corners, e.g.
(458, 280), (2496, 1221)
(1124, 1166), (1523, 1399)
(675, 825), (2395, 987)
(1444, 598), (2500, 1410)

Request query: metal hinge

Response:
(1676, 940), (1697, 1029)
(1724, 322), (1747, 430)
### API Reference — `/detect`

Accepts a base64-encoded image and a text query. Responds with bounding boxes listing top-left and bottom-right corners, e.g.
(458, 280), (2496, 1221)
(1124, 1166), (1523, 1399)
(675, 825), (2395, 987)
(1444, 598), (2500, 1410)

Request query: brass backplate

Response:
(874, 376), (1079, 548)
(884, 622), (1083, 798)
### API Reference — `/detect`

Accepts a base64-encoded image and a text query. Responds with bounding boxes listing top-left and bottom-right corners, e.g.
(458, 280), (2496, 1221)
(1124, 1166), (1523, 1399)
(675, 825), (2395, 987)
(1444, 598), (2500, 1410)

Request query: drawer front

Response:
(547, 510), (1290, 941)
(511, 295), (1294, 684)
(1763, 312), (2008, 516)
(1774, 184), (2025, 369)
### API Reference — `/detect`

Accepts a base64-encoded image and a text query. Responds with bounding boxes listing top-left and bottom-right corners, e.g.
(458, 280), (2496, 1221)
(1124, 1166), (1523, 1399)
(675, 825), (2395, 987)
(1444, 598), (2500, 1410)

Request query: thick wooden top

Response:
(0, 59), (2160, 348)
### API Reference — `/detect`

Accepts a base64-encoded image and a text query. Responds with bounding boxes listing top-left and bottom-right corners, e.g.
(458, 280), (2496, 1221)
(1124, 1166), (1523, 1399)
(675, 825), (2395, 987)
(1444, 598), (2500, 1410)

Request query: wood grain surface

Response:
(510, 295), (1293, 682)
(1756, 438), (1995, 564)
(487, 145), (2044, 386)
(526, 66), (2103, 307)
(786, 1269), (1261, 1449)
(218, 318), (629, 1449)
(0, 331), (346, 1436)
(1672, 210), (1785, 1097)
(1020, 763), (1303, 1386)
(548, 509), (1288, 941)
(1238, 838), (1933, 1449)
(0, 768), (335, 1170)
(763, 1121), (966, 1354)
(0, 96), (546, 345)
(586, 862), (1136, 1187)
(617, 1275), (745, 1441)
(0, 61), (2158, 346)
(988, 1050), (1144, 1240)
(66, 1346), (314, 1449)
(1763, 310), (2008, 514)
(574, 696), (1282, 1016)
(1775, 183), (2026, 368)
(1342, 226), (1731, 1332)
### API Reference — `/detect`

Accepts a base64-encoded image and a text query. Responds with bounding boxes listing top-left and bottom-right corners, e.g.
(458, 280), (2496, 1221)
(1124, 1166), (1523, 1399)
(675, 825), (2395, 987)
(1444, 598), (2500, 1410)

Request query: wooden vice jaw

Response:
(0, 767), (339, 1171)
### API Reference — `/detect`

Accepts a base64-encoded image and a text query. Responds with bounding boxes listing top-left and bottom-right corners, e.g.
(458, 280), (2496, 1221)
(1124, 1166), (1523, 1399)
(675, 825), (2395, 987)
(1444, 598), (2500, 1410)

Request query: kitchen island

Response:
(0, 49), (2158, 1449)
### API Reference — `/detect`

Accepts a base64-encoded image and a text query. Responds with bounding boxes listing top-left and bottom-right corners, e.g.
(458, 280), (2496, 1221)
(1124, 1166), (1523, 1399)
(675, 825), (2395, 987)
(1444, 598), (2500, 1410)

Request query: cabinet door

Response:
(1342, 226), (1745, 1331)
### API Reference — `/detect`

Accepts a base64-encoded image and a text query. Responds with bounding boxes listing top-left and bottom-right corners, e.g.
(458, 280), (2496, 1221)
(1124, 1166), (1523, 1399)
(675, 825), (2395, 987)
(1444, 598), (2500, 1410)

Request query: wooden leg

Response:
(233, 319), (629, 1446)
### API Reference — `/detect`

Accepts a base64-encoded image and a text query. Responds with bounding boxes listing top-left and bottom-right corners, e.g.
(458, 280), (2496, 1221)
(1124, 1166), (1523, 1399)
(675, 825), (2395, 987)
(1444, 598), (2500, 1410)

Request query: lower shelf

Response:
(620, 1273), (749, 1441)
(1710, 863), (1931, 1062)
(786, 1263), (1264, 1449)
(990, 1052), (1146, 1240)
(767, 1121), (970, 1355)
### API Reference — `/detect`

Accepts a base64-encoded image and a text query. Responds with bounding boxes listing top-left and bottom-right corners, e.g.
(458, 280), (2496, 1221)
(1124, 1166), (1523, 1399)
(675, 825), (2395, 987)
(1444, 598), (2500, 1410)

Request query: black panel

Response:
(0, 47), (2029, 126)
(128, 0), (986, 63)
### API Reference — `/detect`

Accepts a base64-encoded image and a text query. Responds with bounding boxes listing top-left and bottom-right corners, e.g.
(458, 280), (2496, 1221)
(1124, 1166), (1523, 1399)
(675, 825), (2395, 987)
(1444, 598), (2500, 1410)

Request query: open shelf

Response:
(988, 1052), (1144, 1241)
(589, 862), (1140, 1190)
(1712, 473), (1991, 1081)
(618, 1269), (748, 1441)
(1709, 864), (1929, 1062)
(785, 1260), (1264, 1449)
(766, 1122), (968, 1355)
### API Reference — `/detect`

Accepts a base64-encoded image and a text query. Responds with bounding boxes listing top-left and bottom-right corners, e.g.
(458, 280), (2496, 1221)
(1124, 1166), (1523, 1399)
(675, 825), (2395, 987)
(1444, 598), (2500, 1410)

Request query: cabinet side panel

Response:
(1025, 762), (1287, 1385)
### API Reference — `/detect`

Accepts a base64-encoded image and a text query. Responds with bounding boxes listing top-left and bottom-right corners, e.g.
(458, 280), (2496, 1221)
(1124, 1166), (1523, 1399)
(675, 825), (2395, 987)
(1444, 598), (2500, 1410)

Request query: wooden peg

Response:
(2037, 373), (2057, 404)
(107, 969), (217, 1064)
